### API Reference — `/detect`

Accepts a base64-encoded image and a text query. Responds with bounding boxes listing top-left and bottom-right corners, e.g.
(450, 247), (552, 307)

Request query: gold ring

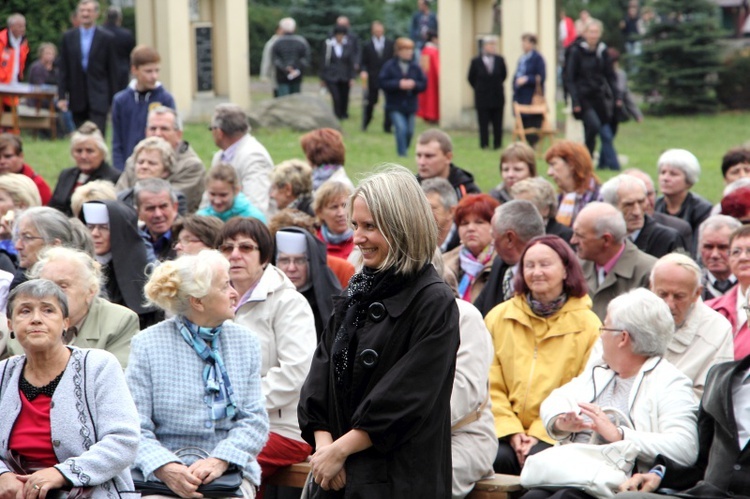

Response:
(33, 485), (40, 490)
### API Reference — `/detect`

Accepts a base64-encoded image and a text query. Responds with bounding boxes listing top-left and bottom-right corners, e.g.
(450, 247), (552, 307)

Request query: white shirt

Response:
(735, 285), (749, 331)
(732, 367), (750, 450)
(9, 32), (22, 84)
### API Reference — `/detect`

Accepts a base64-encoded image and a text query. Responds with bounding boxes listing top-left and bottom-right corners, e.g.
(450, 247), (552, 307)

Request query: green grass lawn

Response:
(20, 91), (747, 204)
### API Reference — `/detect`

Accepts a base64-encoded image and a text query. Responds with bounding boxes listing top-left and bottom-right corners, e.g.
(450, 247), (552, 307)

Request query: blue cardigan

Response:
(379, 58), (427, 115)
(513, 50), (546, 104)
(125, 317), (269, 486)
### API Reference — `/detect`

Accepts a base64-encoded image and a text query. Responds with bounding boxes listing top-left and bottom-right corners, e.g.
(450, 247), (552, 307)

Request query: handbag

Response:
(519, 407), (638, 499)
(131, 448), (243, 498)
(531, 75), (545, 106)
(5, 451), (93, 499)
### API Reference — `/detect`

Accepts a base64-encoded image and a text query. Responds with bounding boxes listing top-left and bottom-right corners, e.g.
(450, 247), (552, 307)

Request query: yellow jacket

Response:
(485, 294), (601, 444)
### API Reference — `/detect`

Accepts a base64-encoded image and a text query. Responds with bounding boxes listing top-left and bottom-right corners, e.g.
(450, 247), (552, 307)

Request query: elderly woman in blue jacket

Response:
(379, 37), (427, 157)
(126, 250), (269, 499)
(0, 279), (140, 499)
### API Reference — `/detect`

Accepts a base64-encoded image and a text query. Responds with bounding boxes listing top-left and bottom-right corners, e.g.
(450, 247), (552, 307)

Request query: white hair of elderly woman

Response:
(606, 288), (674, 357)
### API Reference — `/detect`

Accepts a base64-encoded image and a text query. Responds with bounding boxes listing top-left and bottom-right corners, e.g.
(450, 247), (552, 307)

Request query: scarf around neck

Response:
(458, 244), (494, 301)
(320, 223), (353, 245)
(526, 292), (568, 318)
(177, 317), (237, 420)
(312, 164), (344, 191)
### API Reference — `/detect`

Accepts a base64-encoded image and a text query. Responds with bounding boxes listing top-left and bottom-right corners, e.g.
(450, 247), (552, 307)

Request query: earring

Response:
(10, 331), (14, 339)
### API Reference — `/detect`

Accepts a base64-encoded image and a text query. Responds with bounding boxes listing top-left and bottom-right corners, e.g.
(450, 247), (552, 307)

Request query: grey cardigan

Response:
(0, 348), (140, 499)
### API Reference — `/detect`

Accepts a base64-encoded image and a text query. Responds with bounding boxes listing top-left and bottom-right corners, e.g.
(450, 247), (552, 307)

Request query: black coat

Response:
(473, 255), (511, 317)
(468, 54), (507, 109)
(653, 212), (694, 257)
(360, 37), (394, 94)
(58, 26), (118, 114)
(633, 215), (686, 259)
(49, 161), (121, 216)
(565, 39), (620, 122)
(656, 355), (750, 498)
(546, 218), (573, 245)
(320, 39), (357, 83)
(298, 265), (459, 498)
(101, 23), (135, 92)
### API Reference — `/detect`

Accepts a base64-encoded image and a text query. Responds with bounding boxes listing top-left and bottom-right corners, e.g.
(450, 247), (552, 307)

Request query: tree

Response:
(0, 0), (84, 58)
(633, 0), (724, 115)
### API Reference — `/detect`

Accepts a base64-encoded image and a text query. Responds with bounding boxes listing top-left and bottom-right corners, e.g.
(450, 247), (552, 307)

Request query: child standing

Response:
(198, 163), (267, 223)
(111, 45), (176, 171)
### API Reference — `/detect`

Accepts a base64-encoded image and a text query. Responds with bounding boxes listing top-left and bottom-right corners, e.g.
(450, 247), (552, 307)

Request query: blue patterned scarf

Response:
(177, 317), (237, 420)
(312, 164), (343, 191)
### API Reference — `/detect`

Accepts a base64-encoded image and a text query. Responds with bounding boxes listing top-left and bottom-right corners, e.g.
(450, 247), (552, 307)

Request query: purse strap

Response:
(451, 390), (490, 432)
(534, 75), (543, 96)
(175, 447), (210, 461)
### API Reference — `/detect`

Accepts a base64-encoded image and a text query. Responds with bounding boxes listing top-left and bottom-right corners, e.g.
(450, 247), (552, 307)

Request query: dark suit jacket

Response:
(582, 240), (657, 320)
(513, 49), (545, 104)
(467, 54), (507, 109)
(58, 26), (118, 114)
(546, 218), (573, 245)
(656, 355), (750, 498)
(49, 162), (121, 216)
(473, 255), (511, 317)
(634, 214), (686, 258)
(320, 39), (357, 83)
(102, 23), (135, 92)
(360, 37), (394, 93)
(653, 212), (694, 256)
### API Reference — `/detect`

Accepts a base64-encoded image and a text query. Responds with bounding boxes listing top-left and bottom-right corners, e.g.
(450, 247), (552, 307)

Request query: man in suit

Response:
(360, 21), (394, 132)
(58, 0), (118, 135)
(468, 36), (507, 150)
(102, 6), (135, 93)
(474, 200), (545, 316)
(698, 215), (742, 301)
(600, 174), (685, 258)
(320, 25), (357, 120)
(572, 202), (657, 320)
(625, 168), (695, 254)
(619, 355), (750, 498)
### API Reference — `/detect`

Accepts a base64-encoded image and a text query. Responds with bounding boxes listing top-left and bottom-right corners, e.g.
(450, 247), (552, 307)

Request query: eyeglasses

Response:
(599, 326), (623, 335)
(86, 223), (110, 232)
(173, 237), (202, 248)
(277, 256), (308, 267)
(219, 242), (259, 255)
(16, 233), (45, 244)
(730, 247), (750, 258)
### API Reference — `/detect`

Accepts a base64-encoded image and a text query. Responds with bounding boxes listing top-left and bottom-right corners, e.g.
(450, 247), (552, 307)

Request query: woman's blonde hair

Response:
(133, 136), (176, 175)
(70, 180), (117, 217)
(313, 180), (353, 216)
(350, 165), (436, 274)
(144, 250), (228, 316)
(271, 159), (313, 196)
(206, 163), (240, 193)
(70, 121), (108, 159)
(0, 173), (41, 209)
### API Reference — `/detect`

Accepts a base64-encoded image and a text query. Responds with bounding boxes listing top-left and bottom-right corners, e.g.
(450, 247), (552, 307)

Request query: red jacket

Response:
(706, 284), (750, 360)
(20, 163), (52, 206)
(0, 28), (29, 84)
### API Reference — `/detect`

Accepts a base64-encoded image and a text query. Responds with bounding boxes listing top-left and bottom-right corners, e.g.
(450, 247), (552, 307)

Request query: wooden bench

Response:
(266, 461), (523, 498)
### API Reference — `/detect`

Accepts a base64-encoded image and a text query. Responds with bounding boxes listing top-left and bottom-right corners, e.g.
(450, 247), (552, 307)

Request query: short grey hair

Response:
(657, 149), (701, 186)
(600, 174), (647, 206)
(148, 106), (183, 132)
(134, 178), (179, 209)
(7, 13), (25, 26)
(510, 177), (558, 220)
(29, 247), (103, 297)
(133, 136), (176, 174)
(607, 288), (673, 357)
(493, 199), (545, 243)
(15, 207), (74, 246)
(68, 218), (96, 257)
(144, 250), (229, 316)
(650, 252), (702, 292)
(7, 279), (69, 320)
(279, 17), (296, 33)
(698, 215), (742, 246)
(212, 103), (249, 136)
(586, 203), (627, 243)
(421, 177), (458, 209)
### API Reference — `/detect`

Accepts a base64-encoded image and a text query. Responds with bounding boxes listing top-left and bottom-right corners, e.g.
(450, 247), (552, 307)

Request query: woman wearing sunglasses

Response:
(217, 217), (317, 496)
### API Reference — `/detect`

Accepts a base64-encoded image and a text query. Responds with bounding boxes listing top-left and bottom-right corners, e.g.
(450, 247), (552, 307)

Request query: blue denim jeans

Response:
(389, 111), (415, 157)
(582, 108), (620, 170)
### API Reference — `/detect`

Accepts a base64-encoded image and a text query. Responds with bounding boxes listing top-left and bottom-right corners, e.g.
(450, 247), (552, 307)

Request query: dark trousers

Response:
(521, 113), (543, 147)
(362, 87), (392, 132)
(493, 438), (552, 475)
(326, 80), (350, 119)
(581, 108), (619, 170)
(72, 109), (107, 136)
(477, 106), (503, 149)
(521, 488), (596, 499)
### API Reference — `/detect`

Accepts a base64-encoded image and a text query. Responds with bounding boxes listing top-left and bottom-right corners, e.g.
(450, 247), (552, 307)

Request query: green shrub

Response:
(716, 48), (750, 110)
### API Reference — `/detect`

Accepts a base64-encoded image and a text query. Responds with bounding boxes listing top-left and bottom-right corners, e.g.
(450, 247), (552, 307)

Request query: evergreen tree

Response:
(633, 0), (723, 115)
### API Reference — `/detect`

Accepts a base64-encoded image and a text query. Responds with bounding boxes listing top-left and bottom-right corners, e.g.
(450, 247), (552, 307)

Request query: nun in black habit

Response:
(274, 226), (342, 338)
(81, 200), (161, 329)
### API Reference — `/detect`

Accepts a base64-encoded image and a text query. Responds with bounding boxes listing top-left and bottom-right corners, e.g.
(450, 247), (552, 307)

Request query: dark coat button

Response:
(359, 349), (379, 368)
(52, 440), (60, 447)
(368, 302), (386, 322)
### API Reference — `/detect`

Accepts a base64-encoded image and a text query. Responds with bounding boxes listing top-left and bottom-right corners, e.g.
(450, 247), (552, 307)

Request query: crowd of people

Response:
(0, 1), (749, 499)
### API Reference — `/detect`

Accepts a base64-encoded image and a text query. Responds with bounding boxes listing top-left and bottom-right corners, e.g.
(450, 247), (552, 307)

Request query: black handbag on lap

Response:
(131, 448), (243, 498)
